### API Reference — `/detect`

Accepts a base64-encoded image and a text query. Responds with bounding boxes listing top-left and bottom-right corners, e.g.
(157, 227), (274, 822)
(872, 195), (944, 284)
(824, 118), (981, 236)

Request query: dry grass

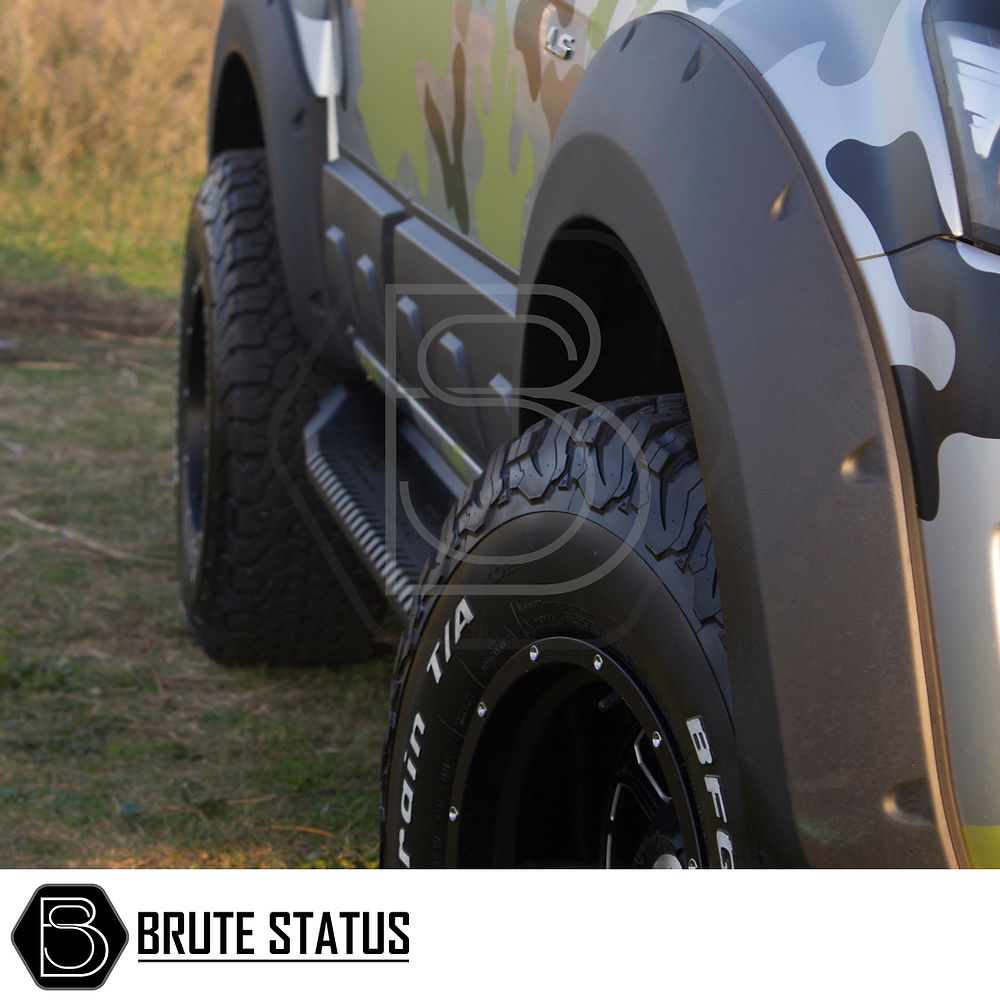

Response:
(0, 0), (224, 296)
(0, 0), (220, 182)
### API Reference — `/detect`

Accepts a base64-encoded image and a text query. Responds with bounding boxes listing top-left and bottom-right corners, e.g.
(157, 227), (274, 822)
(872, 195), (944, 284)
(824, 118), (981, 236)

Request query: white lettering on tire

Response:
(705, 775), (728, 823)
(399, 599), (476, 867)
(685, 716), (713, 764)
(425, 599), (476, 685)
(717, 829), (735, 869)
(398, 712), (426, 868)
(685, 716), (735, 868)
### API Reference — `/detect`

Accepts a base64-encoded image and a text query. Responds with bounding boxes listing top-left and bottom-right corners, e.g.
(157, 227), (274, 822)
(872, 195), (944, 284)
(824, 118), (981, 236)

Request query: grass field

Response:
(0, 0), (221, 299)
(0, 171), (201, 299)
(0, 288), (394, 868)
(0, 1), (396, 868)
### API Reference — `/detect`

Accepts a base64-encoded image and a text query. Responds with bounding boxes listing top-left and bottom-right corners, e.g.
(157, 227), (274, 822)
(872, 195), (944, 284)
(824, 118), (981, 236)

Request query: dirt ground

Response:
(0, 284), (392, 868)
(0, 285), (174, 339)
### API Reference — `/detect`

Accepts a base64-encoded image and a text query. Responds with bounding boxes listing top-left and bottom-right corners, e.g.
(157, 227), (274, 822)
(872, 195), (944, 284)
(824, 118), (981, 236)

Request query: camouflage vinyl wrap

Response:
(321, 0), (1000, 864)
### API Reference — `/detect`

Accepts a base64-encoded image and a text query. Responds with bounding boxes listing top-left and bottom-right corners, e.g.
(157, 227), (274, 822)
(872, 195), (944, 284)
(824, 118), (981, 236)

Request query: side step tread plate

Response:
(304, 383), (459, 620)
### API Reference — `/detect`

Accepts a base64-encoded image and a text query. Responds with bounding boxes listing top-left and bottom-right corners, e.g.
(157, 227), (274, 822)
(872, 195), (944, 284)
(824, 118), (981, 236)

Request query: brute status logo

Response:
(11, 884), (128, 990)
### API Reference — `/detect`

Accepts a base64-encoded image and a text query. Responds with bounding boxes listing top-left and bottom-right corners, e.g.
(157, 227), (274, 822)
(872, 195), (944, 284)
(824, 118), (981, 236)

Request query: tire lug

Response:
(593, 653), (603, 671)
(529, 645), (539, 661)
(448, 806), (459, 822)
(651, 731), (663, 748)
(476, 702), (487, 718)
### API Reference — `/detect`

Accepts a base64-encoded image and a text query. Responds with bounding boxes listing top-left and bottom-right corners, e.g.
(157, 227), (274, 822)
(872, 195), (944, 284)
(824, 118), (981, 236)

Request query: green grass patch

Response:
(0, 292), (395, 868)
(0, 168), (200, 300)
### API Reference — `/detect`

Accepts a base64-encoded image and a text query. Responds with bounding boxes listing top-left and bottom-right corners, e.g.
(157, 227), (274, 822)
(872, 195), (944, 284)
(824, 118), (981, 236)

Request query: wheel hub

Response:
(446, 636), (704, 868)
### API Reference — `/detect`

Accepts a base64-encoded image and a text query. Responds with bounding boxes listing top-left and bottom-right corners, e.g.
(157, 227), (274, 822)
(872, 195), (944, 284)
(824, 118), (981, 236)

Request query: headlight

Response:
(924, 0), (1000, 249)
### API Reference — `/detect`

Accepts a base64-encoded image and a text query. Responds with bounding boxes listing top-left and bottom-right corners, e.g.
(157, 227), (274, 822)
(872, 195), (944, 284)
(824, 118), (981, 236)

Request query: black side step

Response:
(304, 383), (464, 619)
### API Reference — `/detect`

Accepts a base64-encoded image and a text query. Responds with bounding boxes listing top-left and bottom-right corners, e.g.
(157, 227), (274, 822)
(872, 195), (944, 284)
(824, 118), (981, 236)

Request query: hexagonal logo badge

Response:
(11, 884), (128, 990)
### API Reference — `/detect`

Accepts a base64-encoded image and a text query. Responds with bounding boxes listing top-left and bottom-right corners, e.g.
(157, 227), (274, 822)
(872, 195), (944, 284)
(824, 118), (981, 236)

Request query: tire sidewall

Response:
(385, 509), (748, 869)
(174, 150), (382, 666)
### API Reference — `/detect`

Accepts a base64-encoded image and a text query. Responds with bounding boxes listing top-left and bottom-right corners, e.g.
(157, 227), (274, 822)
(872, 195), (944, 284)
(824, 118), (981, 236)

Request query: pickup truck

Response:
(175, 0), (1000, 867)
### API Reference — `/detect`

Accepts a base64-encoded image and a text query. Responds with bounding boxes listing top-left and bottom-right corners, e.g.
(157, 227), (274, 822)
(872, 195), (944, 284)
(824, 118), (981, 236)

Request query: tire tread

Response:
(180, 149), (382, 666)
(381, 395), (725, 830)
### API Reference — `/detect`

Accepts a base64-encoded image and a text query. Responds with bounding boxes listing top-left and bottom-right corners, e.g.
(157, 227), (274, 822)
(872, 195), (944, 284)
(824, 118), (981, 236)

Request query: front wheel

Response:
(381, 396), (750, 868)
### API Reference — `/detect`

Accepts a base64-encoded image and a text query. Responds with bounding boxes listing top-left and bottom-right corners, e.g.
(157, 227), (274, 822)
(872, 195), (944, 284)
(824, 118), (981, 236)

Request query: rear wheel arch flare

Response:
(211, 53), (265, 157)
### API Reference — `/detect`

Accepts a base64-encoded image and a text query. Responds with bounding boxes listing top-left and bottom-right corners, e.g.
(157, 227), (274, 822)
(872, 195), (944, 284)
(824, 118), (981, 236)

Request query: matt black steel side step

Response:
(304, 383), (464, 619)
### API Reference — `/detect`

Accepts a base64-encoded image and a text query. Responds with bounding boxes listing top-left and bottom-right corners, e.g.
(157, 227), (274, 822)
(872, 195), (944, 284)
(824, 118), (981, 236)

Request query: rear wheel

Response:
(381, 395), (750, 867)
(176, 149), (383, 666)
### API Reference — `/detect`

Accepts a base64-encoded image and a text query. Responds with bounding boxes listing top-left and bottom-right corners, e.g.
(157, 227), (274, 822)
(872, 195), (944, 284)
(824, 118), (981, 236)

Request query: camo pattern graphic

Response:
(347, 0), (583, 264)
(342, 0), (943, 268)
(330, 0), (1000, 856)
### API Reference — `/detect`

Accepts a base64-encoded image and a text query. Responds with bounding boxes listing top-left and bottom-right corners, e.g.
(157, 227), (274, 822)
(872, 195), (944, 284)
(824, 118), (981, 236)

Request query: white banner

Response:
(0, 870), (992, 998)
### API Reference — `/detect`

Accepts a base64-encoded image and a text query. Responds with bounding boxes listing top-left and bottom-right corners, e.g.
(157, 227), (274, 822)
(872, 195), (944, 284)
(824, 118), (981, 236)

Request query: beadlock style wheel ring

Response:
(444, 636), (705, 868)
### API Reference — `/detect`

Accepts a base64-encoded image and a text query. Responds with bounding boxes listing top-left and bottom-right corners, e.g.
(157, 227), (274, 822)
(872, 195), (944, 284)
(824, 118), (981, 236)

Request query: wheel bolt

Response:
(653, 854), (683, 869)
(687, 859), (698, 869)
(529, 645), (539, 661)
(448, 806), (459, 822)
(651, 731), (663, 748)
(476, 702), (487, 718)
(593, 654), (603, 671)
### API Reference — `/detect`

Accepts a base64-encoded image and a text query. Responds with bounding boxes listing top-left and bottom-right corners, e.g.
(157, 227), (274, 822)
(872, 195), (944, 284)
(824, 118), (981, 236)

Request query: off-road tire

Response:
(381, 395), (750, 868)
(176, 149), (383, 666)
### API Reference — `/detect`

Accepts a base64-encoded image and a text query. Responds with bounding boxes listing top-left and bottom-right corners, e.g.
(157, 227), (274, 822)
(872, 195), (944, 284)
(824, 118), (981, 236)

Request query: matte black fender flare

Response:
(520, 12), (957, 866)
(208, 0), (349, 366)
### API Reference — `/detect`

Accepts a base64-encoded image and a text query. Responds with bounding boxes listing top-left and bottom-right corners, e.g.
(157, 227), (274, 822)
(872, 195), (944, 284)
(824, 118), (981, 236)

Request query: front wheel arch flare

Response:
(518, 11), (951, 866)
